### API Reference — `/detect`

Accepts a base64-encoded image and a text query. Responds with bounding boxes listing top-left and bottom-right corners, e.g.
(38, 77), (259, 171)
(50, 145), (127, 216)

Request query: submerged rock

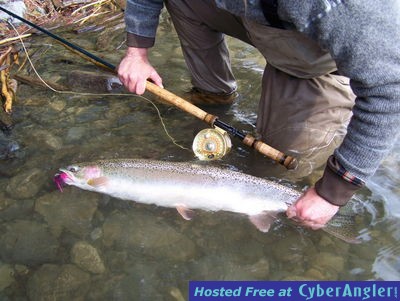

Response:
(27, 264), (90, 301)
(189, 255), (270, 280)
(87, 262), (163, 300)
(0, 135), (19, 160)
(102, 211), (196, 261)
(71, 241), (105, 274)
(6, 168), (44, 199)
(0, 263), (15, 291)
(0, 220), (58, 265)
(306, 252), (346, 279)
(35, 189), (99, 237)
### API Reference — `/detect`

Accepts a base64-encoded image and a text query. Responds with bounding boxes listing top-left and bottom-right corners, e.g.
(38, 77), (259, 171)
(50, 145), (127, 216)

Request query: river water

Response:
(0, 11), (399, 300)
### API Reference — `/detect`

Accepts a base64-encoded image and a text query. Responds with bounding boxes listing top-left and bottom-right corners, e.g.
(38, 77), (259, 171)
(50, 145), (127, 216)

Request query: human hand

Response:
(286, 187), (339, 229)
(117, 47), (163, 94)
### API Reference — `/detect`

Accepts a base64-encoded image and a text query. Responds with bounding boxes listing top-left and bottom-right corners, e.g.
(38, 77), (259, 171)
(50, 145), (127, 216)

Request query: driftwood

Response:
(0, 46), (18, 113)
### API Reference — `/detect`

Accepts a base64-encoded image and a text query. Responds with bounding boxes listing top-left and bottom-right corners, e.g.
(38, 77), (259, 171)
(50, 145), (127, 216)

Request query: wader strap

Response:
(260, 0), (285, 29)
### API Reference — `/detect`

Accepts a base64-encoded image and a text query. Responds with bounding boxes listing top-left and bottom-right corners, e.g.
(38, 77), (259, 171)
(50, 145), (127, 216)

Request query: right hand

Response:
(117, 47), (163, 95)
(286, 187), (339, 230)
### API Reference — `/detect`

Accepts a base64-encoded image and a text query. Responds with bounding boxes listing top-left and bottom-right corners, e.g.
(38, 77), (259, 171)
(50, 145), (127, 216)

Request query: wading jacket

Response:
(124, 0), (400, 205)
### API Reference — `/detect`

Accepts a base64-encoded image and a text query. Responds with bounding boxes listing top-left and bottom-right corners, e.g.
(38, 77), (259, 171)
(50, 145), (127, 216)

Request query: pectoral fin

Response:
(249, 212), (277, 233)
(87, 176), (109, 187)
(176, 204), (195, 221)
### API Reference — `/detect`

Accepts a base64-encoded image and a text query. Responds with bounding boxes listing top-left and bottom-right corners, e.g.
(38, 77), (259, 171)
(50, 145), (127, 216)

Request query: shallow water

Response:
(1, 11), (399, 300)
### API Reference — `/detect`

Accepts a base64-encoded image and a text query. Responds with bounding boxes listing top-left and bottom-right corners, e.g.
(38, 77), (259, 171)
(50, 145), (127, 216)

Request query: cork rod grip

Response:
(145, 81), (217, 125)
(243, 134), (298, 170)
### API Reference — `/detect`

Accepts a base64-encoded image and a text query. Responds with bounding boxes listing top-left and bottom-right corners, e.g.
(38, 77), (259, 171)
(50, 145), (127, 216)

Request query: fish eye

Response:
(67, 165), (79, 173)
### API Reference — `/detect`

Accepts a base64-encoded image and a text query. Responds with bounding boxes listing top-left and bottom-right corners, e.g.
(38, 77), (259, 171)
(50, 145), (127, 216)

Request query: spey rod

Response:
(0, 5), (297, 169)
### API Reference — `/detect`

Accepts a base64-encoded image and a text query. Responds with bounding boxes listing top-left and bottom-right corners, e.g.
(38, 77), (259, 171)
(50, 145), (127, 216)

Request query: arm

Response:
(118, 0), (164, 94)
(282, 1), (400, 224)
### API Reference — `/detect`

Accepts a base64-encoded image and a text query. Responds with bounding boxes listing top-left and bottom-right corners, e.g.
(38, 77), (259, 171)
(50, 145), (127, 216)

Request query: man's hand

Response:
(117, 47), (163, 95)
(286, 187), (339, 229)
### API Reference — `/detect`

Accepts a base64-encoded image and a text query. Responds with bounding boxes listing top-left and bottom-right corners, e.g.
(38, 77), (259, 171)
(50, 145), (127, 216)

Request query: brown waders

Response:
(164, 0), (355, 176)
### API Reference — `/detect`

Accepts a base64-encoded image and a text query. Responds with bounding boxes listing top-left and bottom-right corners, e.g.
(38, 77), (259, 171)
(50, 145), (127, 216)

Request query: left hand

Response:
(286, 187), (339, 229)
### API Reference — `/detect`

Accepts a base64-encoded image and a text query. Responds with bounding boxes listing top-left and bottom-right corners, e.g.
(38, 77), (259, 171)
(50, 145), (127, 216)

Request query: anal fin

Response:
(249, 212), (277, 233)
(176, 204), (195, 221)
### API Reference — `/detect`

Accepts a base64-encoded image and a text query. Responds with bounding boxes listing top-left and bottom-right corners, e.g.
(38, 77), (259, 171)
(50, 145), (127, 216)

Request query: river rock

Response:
(0, 263), (14, 291)
(71, 241), (105, 274)
(65, 126), (86, 142)
(102, 211), (196, 261)
(0, 220), (58, 265)
(0, 196), (34, 222)
(35, 190), (99, 237)
(31, 129), (63, 150)
(86, 261), (164, 300)
(48, 99), (66, 112)
(0, 136), (20, 160)
(6, 168), (44, 199)
(27, 264), (90, 301)
(307, 251), (346, 279)
(189, 255), (270, 280)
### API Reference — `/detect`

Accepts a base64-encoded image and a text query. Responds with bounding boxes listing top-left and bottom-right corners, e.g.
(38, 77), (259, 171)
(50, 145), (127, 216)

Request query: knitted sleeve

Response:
(125, 0), (164, 47)
(278, 0), (400, 204)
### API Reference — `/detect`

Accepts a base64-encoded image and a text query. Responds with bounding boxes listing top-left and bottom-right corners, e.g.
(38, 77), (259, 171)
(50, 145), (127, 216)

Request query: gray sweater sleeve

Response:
(125, 0), (164, 47)
(278, 0), (400, 184)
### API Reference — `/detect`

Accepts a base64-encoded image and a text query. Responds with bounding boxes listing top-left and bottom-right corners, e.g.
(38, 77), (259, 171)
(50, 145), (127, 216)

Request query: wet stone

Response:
(102, 211), (196, 261)
(90, 227), (103, 241)
(0, 196), (34, 222)
(27, 264), (90, 301)
(0, 135), (20, 160)
(189, 254), (270, 280)
(86, 261), (164, 300)
(74, 106), (107, 124)
(0, 263), (15, 291)
(65, 126), (86, 142)
(71, 241), (105, 274)
(35, 189), (99, 237)
(0, 220), (58, 266)
(270, 234), (315, 265)
(31, 129), (63, 150)
(48, 99), (66, 112)
(14, 264), (29, 277)
(307, 252), (346, 279)
(6, 168), (45, 199)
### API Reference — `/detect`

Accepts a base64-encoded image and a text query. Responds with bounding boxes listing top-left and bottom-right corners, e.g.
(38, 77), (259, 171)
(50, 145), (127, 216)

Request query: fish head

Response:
(54, 163), (103, 192)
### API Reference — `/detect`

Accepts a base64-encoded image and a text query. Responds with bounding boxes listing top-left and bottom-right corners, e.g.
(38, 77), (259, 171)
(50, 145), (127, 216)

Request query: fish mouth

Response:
(53, 169), (72, 192)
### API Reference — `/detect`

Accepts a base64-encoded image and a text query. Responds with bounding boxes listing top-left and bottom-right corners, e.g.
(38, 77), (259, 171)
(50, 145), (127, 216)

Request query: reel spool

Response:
(192, 127), (232, 160)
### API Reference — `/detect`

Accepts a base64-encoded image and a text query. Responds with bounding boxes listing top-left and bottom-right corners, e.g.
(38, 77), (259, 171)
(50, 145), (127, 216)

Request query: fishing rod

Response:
(0, 5), (298, 169)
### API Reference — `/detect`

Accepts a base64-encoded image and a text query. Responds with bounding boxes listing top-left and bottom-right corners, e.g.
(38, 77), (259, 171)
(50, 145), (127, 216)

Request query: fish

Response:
(54, 159), (362, 243)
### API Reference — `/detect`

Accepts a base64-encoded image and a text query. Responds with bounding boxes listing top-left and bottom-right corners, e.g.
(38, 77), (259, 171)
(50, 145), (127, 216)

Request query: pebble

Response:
(71, 241), (105, 274)
(27, 264), (90, 301)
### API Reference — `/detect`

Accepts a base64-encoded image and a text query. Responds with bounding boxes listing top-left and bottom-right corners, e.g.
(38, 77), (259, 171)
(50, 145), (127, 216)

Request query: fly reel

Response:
(192, 127), (232, 160)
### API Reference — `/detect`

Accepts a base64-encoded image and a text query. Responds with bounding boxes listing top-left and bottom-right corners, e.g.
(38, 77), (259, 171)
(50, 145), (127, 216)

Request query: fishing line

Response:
(1, 5), (297, 168)
(7, 20), (190, 151)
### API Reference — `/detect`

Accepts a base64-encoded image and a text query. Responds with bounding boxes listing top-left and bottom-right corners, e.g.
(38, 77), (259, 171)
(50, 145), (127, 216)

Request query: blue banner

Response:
(189, 281), (400, 301)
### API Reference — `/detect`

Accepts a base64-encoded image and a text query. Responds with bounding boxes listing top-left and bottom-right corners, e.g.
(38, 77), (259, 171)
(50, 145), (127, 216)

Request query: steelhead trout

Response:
(54, 159), (361, 243)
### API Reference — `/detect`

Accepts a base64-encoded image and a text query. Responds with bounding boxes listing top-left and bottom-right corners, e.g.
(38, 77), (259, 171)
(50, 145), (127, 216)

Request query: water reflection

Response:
(0, 10), (399, 300)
